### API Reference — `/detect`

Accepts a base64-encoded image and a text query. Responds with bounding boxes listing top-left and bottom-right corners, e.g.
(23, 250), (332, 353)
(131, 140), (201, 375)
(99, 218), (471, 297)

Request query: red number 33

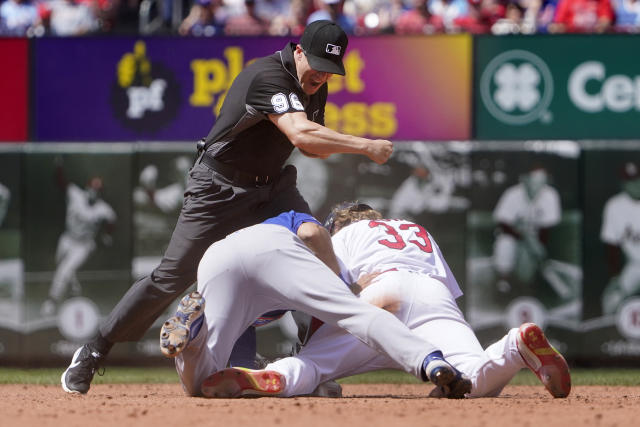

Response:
(368, 221), (433, 253)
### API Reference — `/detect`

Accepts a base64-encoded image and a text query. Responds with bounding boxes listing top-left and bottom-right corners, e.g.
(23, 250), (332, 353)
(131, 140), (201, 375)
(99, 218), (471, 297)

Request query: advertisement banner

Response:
(582, 141), (640, 359)
(34, 35), (471, 142)
(22, 146), (133, 362)
(465, 141), (582, 358)
(475, 35), (640, 139)
(0, 39), (28, 142)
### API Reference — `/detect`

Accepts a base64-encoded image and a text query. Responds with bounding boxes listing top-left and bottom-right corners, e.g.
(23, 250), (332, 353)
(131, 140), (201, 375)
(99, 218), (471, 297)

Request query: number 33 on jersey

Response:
(331, 219), (463, 299)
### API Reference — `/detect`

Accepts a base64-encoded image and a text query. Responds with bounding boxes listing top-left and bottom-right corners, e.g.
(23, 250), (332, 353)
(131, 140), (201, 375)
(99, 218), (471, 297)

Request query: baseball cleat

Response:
(516, 322), (571, 398)
(61, 345), (104, 394)
(201, 367), (285, 398)
(424, 350), (471, 399)
(160, 291), (205, 358)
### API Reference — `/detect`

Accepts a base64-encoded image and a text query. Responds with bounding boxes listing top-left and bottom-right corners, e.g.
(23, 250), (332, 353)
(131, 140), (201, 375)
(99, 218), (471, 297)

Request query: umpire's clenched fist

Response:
(367, 139), (394, 164)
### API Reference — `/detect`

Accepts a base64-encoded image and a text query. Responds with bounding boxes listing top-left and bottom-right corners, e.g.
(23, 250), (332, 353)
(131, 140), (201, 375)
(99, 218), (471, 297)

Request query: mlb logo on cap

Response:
(326, 44), (341, 55)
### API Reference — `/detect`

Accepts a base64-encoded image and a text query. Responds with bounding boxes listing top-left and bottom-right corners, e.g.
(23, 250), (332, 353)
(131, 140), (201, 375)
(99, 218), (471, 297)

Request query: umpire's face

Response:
(295, 45), (332, 95)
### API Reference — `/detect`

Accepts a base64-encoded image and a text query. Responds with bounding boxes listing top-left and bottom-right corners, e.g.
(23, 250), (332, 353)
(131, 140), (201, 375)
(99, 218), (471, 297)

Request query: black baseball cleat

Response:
(61, 345), (105, 394)
(424, 351), (471, 399)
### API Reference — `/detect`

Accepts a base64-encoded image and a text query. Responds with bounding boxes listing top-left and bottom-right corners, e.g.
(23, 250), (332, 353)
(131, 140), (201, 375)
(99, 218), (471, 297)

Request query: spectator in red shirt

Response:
(549, 0), (614, 33)
(394, 0), (444, 34)
(454, 0), (505, 34)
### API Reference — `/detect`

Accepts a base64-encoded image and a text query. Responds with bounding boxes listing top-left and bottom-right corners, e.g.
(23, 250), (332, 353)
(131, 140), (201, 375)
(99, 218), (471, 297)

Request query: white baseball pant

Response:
(49, 233), (95, 301)
(266, 270), (527, 398)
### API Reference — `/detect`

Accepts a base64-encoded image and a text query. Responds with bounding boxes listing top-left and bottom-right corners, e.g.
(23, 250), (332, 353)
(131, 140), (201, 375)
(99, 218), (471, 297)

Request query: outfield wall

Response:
(1, 142), (639, 365)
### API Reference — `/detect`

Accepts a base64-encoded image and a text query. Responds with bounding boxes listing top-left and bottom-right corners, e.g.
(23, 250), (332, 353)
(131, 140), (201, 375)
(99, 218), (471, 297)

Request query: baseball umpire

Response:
(61, 20), (393, 394)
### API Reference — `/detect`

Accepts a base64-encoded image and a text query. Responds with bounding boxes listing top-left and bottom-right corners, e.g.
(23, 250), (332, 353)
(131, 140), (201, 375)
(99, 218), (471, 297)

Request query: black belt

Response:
(199, 151), (273, 187)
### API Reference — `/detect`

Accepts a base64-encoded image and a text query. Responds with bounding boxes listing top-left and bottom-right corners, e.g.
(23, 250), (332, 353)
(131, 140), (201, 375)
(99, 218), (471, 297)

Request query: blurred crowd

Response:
(1, 0), (640, 37)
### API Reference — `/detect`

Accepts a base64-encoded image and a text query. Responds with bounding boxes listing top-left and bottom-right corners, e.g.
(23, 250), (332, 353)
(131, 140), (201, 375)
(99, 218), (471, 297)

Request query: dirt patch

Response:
(1, 384), (637, 427)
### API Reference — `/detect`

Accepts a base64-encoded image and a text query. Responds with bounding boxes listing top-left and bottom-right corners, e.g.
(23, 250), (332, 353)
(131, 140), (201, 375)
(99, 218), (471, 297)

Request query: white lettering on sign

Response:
(126, 79), (167, 119)
(569, 61), (640, 113)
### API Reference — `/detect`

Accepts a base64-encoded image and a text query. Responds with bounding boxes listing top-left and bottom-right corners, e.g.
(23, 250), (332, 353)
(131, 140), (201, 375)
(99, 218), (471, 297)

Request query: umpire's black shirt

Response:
(203, 42), (328, 178)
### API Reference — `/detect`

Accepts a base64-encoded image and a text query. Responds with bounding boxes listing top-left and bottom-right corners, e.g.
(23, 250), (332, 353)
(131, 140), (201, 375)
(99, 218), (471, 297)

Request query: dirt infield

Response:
(1, 384), (637, 427)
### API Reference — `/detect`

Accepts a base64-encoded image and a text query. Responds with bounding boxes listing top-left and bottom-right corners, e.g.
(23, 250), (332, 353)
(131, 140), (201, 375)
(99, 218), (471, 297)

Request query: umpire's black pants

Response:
(98, 158), (310, 343)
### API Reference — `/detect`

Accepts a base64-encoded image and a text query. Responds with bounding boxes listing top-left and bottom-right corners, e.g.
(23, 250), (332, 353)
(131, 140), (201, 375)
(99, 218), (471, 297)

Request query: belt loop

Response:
(194, 138), (206, 166)
(196, 138), (206, 154)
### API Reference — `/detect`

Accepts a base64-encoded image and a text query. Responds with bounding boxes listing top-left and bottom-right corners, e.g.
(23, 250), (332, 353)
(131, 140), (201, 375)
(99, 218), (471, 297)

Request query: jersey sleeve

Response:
(100, 202), (117, 223)
(493, 186), (518, 224)
(538, 187), (562, 228)
(262, 210), (321, 234)
(246, 71), (306, 115)
(67, 183), (83, 204)
(601, 196), (622, 245)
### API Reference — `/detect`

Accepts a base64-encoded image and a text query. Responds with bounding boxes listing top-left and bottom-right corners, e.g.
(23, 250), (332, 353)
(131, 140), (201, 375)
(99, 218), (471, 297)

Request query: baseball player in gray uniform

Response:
(201, 204), (571, 399)
(62, 20), (393, 394)
(160, 210), (472, 398)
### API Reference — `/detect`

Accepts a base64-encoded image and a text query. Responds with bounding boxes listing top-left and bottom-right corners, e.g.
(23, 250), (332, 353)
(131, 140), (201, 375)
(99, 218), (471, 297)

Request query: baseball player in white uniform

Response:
(41, 175), (116, 316)
(203, 204), (571, 399)
(600, 162), (640, 314)
(160, 210), (472, 398)
(492, 166), (561, 288)
(389, 148), (468, 218)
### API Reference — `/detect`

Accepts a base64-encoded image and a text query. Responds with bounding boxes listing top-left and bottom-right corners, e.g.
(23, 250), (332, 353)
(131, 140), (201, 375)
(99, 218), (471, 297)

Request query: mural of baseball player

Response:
(0, 181), (9, 228)
(41, 158), (117, 317)
(132, 155), (191, 279)
(133, 155), (191, 214)
(600, 162), (640, 315)
(492, 165), (567, 297)
(388, 145), (470, 218)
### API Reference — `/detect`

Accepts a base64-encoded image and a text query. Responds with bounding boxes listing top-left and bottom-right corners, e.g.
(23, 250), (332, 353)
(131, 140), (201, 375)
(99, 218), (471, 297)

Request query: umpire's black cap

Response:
(300, 20), (348, 76)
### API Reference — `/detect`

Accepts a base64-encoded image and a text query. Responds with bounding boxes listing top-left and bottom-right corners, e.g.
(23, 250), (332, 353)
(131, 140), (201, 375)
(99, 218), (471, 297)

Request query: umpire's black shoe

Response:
(61, 345), (105, 394)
